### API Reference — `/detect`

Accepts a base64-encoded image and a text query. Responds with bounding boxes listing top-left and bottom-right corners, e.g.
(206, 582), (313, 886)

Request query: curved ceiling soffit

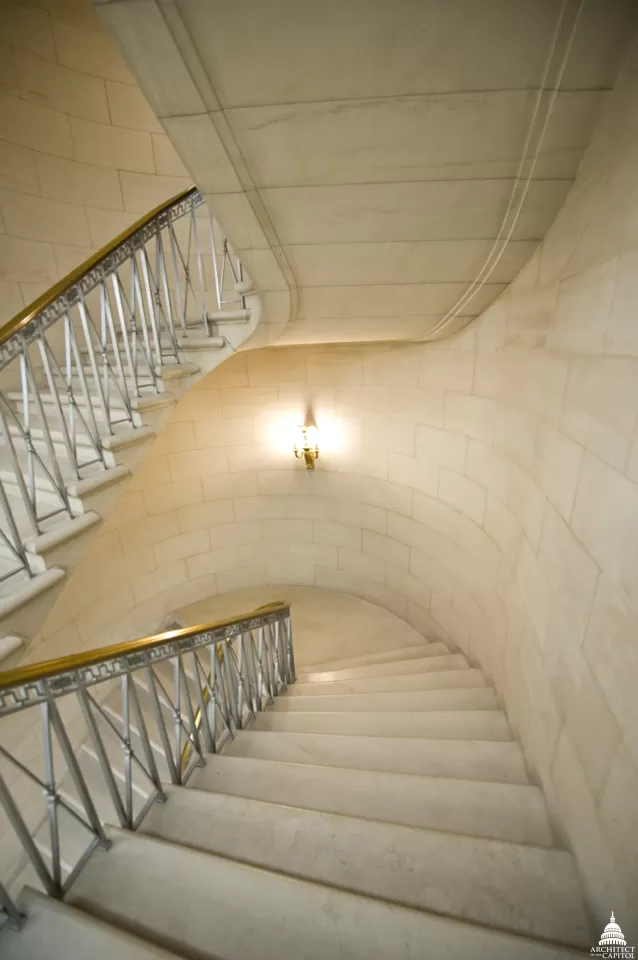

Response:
(423, 0), (585, 343)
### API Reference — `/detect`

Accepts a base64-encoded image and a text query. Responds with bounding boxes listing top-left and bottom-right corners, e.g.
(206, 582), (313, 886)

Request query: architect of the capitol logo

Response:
(590, 913), (635, 958)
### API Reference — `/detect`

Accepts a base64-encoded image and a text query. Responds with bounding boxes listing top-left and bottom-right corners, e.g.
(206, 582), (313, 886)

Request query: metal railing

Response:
(0, 187), (243, 584)
(0, 883), (23, 931)
(0, 602), (293, 901)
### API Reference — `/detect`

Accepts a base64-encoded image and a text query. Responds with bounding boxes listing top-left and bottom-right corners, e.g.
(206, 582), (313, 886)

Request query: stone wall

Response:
(0, 0), (191, 324)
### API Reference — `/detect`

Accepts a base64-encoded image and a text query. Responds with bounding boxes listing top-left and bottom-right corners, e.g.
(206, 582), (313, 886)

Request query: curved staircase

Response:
(0, 617), (593, 958)
(0, 188), (259, 663)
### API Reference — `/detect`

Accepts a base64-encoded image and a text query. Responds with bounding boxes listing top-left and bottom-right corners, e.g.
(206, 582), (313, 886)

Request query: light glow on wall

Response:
(267, 413), (348, 461)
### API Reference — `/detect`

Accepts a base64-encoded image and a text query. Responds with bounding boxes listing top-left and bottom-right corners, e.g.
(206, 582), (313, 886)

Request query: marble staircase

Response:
(0, 636), (593, 958)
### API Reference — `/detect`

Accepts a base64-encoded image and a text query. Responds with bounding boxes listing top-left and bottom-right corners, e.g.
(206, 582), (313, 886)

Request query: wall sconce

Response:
(294, 425), (319, 470)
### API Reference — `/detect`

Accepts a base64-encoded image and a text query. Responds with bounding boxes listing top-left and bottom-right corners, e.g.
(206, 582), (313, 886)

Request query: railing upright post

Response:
(0, 884), (24, 930)
(47, 697), (111, 851)
(77, 685), (127, 827)
(0, 770), (58, 898)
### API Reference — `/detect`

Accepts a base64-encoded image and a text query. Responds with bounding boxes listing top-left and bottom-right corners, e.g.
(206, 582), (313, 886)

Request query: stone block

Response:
(35, 153), (122, 210)
(439, 467), (486, 525)
(415, 424), (466, 470)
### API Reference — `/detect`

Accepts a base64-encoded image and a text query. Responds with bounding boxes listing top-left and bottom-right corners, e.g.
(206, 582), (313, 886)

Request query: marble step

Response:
(67, 829), (583, 959)
(297, 652), (469, 683)
(286, 667), (486, 697)
(142, 786), (591, 948)
(0, 887), (179, 960)
(271, 685), (498, 713)
(190, 755), (552, 845)
(250, 708), (512, 740)
(300, 641), (448, 674)
(223, 730), (528, 783)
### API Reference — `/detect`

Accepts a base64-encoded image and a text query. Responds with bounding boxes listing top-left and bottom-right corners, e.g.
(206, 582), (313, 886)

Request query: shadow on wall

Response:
(28, 33), (638, 940)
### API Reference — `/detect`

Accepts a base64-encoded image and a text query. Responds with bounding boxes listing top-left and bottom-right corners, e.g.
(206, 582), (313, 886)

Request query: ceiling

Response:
(97, 0), (637, 344)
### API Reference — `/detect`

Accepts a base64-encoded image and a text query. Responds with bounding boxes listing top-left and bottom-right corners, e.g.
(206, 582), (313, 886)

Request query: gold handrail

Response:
(0, 600), (288, 690)
(0, 185), (198, 349)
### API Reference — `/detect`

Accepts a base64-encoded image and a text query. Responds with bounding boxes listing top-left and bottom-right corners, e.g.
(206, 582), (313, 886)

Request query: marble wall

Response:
(0, 0), (191, 324)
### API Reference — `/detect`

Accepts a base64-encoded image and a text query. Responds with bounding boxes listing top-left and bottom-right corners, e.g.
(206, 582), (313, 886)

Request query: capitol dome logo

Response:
(591, 913), (634, 958)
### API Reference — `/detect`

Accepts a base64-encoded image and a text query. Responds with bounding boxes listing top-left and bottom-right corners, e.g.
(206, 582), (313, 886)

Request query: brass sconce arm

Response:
(294, 425), (319, 470)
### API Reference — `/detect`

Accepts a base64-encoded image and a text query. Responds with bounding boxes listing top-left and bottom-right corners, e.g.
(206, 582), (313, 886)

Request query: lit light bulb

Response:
(294, 424), (319, 470)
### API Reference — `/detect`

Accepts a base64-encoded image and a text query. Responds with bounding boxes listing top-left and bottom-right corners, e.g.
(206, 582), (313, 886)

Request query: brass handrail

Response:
(0, 600), (288, 690)
(0, 599), (294, 901)
(0, 185), (198, 349)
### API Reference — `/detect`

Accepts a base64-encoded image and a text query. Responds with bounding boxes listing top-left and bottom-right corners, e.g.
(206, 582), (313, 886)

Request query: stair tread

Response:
(224, 729), (529, 784)
(291, 653), (472, 692)
(250, 707), (513, 740)
(67, 829), (583, 959)
(297, 652), (469, 683)
(300, 642), (447, 673)
(0, 887), (179, 959)
(141, 786), (591, 947)
(190, 754), (553, 845)
(286, 667), (487, 697)
(271, 685), (498, 712)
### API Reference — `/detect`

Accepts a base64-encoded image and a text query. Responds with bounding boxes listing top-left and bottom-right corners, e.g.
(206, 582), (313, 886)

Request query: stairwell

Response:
(0, 189), (260, 662)
(0, 609), (593, 958)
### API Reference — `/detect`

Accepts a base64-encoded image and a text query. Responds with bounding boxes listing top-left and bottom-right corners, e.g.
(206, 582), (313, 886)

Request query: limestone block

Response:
(119, 171), (191, 213)
(202, 472), (258, 501)
(388, 388), (443, 428)
(536, 425), (584, 523)
(17, 50), (109, 122)
(439, 467), (486, 525)
(537, 502), (599, 646)
(208, 521), (261, 550)
(415, 424), (466, 469)
(549, 638), (621, 800)
(52, 18), (136, 83)
(584, 574), (638, 770)
(551, 261), (617, 354)
(0, 233), (57, 285)
(153, 529), (210, 567)
(599, 745), (638, 938)
(216, 565), (267, 593)
(313, 521), (361, 551)
(105, 79), (162, 132)
(71, 117), (154, 174)
(389, 452), (439, 497)
(118, 512), (181, 555)
(35, 153), (122, 210)
(0, 2), (56, 60)
(142, 478), (203, 515)
(484, 494), (521, 566)
(515, 536), (550, 645)
(572, 453), (638, 609)
(362, 530), (409, 570)
(86, 206), (136, 247)
(606, 247), (638, 356)
(562, 356), (638, 471)
(132, 559), (188, 603)
(168, 448), (229, 482)
(547, 731), (631, 938)
(0, 140), (39, 195)
(444, 392), (496, 442)
(0, 188), (90, 246)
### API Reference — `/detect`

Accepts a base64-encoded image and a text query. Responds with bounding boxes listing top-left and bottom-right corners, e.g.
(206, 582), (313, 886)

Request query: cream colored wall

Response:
(0, 0), (191, 323)
(30, 40), (638, 932)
